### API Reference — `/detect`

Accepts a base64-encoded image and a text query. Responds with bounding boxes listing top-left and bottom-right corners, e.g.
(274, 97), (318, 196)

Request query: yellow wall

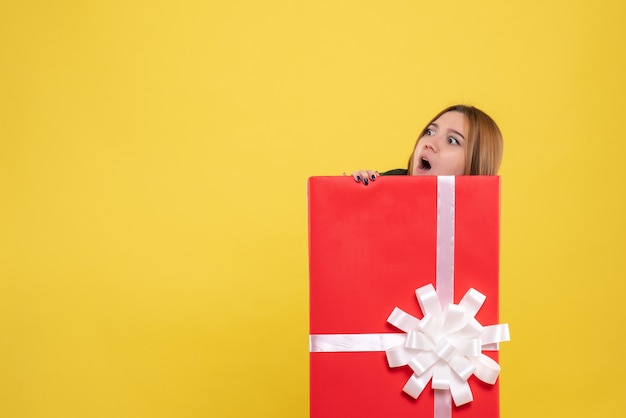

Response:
(1, 1), (625, 417)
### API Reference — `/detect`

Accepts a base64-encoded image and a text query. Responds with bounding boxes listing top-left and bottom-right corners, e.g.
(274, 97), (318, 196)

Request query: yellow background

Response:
(1, 1), (625, 417)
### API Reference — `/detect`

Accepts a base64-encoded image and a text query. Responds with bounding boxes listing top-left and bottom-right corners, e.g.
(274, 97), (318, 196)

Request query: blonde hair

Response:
(407, 105), (503, 175)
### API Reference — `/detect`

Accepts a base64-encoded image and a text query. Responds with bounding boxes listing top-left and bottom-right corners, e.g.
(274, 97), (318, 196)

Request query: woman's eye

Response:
(425, 129), (434, 136)
(448, 137), (460, 145)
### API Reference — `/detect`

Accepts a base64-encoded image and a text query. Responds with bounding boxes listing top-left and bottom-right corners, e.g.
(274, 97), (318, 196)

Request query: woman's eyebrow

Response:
(449, 129), (465, 140)
(428, 123), (465, 140)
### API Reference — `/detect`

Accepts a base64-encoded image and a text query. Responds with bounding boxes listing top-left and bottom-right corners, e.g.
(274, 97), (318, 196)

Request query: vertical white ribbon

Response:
(434, 176), (455, 418)
(436, 176), (455, 306)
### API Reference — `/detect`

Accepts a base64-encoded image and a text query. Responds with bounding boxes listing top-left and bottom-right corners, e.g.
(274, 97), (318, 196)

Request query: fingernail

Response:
(356, 176), (361, 183)
(364, 178), (369, 186)
(371, 175), (376, 181)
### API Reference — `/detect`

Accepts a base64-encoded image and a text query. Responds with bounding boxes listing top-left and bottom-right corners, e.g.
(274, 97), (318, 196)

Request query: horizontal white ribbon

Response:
(309, 332), (502, 353)
(310, 333), (405, 352)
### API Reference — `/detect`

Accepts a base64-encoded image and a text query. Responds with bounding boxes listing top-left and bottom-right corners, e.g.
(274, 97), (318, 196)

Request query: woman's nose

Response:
(422, 135), (439, 152)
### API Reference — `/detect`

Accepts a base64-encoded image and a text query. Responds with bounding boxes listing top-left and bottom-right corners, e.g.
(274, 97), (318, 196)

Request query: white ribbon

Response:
(435, 175), (455, 418)
(385, 283), (510, 407)
(436, 176), (455, 307)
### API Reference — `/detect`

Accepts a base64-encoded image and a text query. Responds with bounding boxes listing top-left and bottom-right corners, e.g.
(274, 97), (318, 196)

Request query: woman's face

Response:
(411, 111), (467, 176)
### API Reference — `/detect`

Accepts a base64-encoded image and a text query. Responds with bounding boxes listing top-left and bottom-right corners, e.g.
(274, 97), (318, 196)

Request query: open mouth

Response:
(419, 157), (431, 171)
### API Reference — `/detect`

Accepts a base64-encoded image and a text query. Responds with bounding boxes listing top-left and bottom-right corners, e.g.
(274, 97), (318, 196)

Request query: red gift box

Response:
(308, 176), (505, 418)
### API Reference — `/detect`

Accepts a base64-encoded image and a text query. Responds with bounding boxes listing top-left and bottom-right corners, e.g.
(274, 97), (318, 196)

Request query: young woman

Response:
(351, 105), (503, 185)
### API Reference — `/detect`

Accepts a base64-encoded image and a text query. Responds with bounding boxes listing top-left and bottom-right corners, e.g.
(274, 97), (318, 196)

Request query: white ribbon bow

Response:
(386, 284), (510, 407)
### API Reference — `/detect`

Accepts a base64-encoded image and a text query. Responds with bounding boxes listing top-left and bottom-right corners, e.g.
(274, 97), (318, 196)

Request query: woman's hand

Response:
(345, 170), (379, 186)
